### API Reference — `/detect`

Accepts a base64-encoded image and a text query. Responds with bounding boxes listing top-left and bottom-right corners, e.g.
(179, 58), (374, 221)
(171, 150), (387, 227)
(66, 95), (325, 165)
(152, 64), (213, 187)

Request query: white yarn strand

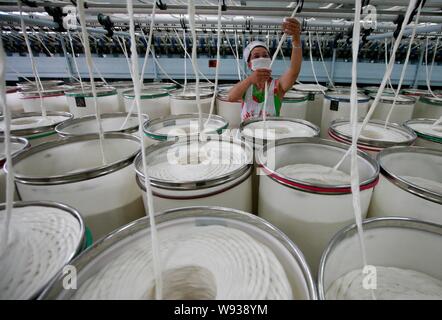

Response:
(348, 0), (375, 301)
(334, 0), (418, 171)
(188, 0), (203, 133)
(425, 36), (439, 98)
(17, 0), (46, 117)
(204, 1), (222, 127)
(0, 38), (14, 255)
(126, 0), (163, 300)
(384, 3), (422, 128)
(263, 3), (300, 122)
(316, 33), (335, 88)
(67, 31), (84, 90)
(77, 0), (107, 165)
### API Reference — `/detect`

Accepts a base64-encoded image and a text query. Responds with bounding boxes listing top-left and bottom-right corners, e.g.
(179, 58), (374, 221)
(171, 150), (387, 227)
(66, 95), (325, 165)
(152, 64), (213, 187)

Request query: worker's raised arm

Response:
(278, 18), (303, 94)
(228, 69), (272, 102)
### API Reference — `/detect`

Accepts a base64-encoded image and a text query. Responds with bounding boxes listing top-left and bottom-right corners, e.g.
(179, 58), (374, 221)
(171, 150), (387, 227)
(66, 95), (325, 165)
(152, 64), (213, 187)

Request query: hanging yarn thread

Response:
(204, 0), (223, 126)
(384, 3), (422, 128)
(127, 0), (163, 300)
(425, 36), (440, 98)
(347, 0), (376, 300)
(262, 2), (300, 122)
(0, 38), (14, 255)
(77, 0), (107, 165)
(67, 31), (84, 91)
(333, 0), (418, 171)
(17, 0), (46, 117)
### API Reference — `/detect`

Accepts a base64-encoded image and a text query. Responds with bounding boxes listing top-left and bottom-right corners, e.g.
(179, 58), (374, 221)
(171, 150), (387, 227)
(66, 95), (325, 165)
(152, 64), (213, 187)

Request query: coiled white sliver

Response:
(242, 120), (317, 140)
(277, 164), (351, 185)
(0, 115), (70, 132)
(326, 266), (442, 300)
(334, 122), (413, 142)
(0, 206), (82, 300)
(71, 225), (292, 300)
(146, 141), (246, 182)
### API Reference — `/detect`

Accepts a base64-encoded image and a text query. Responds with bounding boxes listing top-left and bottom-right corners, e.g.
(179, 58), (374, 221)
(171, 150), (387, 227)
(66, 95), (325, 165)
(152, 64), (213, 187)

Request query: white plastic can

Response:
(169, 88), (214, 115)
(318, 217), (442, 300)
(135, 136), (253, 213)
(39, 206), (317, 300)
(280, 90), (309, 120)
(20, 86), (69, 112)
(368, 146), (442, 225)
(143, 113), (228, 144)
(413, 95), (442, 119)
(11, 133), (145, 241)
(107, 81), (134, 112)
(369, 94), (416, 124)
(0, 111), (73, 146)
(257, 137), (379, 275)
(321, 91), (370, 138)
(123, 88), (170, 120)
(65, 87), (119, 118)
(404, 118), (442, 151)
(216, 86), (242, 129)
(6, 87), (24, 113)
(293, 83), (327, 127)
(328, 119), (417, 156)
(0, 136), (29, 203)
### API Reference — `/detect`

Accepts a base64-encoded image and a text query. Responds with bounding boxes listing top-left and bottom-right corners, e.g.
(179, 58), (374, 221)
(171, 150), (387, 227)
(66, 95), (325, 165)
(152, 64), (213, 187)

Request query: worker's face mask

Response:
(251, 57), (272, 71)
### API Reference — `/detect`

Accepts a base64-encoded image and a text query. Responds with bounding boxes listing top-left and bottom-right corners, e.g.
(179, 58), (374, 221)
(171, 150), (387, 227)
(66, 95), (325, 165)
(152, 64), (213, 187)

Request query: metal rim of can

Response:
(404, 118), (442, 145)
(8, 132), (141, 185)
(0, 136), (30, 166)
(55, 112), (148, 137)
(376, 146), (442, 204)
(143, 113), (229, 141)
(169, 88), (214, 100)
(239, 117), (320, 145)
(64, 86), (117, 98)
(324, 90), (370, 103)
(419, 94), (442, 106)
(368, 93), (416, 105)
(20, 86), (67, 99)
(38, 206), (318, 300)
(282, 90), (310, 103)
(256, 137), (380, 195)
(317, 216), (442, 300)
(293, 83), (328, 94)
(134, 136), (253, 191)
(122, 88), (169, 100)
(0, 111), (73, 138)
(328, 119), (417, 150)
(0, 200), (86, 300)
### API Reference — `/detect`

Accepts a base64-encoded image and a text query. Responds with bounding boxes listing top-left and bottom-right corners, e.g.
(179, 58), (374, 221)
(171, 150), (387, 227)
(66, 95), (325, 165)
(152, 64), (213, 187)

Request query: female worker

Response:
(227, 18), (302, 122)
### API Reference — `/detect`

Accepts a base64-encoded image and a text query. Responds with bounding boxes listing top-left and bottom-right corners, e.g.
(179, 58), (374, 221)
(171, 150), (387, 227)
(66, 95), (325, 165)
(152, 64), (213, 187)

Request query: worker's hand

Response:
(283, 18), (301, 41)
(249, 69), (272, 90)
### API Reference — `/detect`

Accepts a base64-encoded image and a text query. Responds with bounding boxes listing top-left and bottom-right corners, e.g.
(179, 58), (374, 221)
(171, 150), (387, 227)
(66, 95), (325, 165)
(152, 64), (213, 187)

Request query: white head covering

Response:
(243, 40), (270, 63)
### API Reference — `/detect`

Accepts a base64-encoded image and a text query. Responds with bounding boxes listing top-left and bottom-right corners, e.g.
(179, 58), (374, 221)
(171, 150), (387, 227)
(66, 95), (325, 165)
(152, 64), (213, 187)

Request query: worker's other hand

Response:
(282, 18), (301, 38)
(250, 69), (272, 90)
